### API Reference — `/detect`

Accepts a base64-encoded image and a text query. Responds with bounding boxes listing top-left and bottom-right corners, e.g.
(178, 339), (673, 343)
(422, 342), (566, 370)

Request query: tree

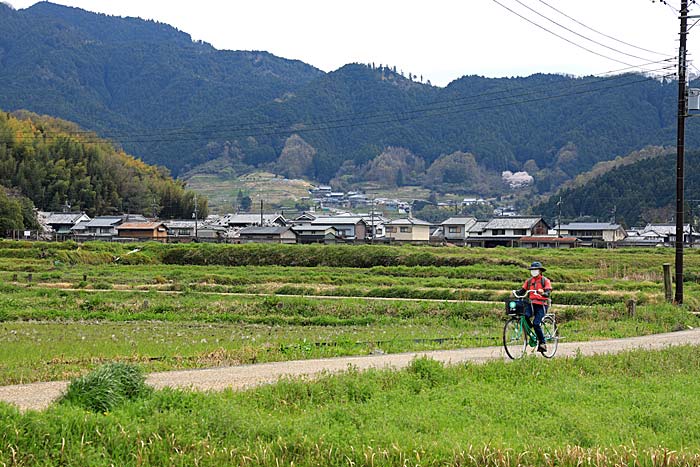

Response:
(240, 195), (252, 212)
(0, 189), (23, 235)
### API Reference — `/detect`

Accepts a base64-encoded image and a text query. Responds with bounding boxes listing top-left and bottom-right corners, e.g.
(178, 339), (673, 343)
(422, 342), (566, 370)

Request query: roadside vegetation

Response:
(1, 347), (699, 466)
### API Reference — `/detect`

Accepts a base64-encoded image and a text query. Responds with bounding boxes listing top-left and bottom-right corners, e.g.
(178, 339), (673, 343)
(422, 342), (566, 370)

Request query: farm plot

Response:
(0, 241), (697, 384)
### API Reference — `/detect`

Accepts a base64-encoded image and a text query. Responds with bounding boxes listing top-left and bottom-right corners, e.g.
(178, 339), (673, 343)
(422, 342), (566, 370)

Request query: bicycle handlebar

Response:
(511, 289), (539, 299)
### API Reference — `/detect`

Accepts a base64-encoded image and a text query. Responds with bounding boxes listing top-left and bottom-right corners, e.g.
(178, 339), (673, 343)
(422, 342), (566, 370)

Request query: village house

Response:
(196, 224), (229, 242)
(385, 217), (432, 243)
(440, 217), (478, 244)
(72, 215), (147, 241)
(38, 212), (90, 239)
(518, 236), (579, 249)
(291, 225), (340, 244)
(639, 224), (698, 245)
(555, 222), (627, 246)
(164, 220), (198, 242)
(116, 221), (168, 242)
(218, 213), (287, 229)
(294, 214), (368, 241)
(238, 226), (298, 244)
(466, 217), (549, 247)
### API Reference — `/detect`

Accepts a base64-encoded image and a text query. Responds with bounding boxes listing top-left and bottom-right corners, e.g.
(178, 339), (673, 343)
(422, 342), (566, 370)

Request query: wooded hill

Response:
(1, 2), (698, 197)
(534, 147), (700, 226)
(0, 110), (207, 225)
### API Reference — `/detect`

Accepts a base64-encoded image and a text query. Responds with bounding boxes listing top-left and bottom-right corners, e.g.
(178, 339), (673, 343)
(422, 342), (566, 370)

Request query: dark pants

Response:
(526, 303), (547, 345)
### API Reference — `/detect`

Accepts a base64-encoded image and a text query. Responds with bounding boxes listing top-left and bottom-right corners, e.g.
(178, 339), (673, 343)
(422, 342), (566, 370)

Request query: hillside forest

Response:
(0, 110), (207, 231)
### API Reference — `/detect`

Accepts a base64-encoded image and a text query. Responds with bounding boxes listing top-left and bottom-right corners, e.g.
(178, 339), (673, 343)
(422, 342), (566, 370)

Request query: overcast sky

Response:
(6, 0), (699, 86)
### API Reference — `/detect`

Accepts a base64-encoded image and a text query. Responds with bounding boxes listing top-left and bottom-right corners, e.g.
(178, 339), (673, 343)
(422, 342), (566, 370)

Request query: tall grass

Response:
(1, 347), (699, 466)
(59, 362), (151, 412)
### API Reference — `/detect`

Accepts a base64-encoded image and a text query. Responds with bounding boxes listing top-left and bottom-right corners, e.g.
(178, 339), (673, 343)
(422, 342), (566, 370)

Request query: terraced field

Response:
(1, 240), (699, 466)
(0, 240), (697, 384)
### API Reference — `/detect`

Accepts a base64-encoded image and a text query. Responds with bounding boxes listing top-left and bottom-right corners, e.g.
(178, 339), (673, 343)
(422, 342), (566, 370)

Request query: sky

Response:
(5, 0), (699, 86)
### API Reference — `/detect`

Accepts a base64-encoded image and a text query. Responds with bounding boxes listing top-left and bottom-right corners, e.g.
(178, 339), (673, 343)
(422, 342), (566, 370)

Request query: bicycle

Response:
(503, 289), (559, 359)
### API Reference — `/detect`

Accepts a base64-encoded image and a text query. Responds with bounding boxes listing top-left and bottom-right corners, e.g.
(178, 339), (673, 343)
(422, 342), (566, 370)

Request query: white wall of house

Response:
(386, 225), (430, 242)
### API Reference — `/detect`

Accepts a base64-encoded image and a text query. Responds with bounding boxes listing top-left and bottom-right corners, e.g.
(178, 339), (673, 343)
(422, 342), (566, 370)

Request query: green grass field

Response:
(0, 240), (699, 465)
(1, 347), (699, 466)
(0, 240), (697, 384)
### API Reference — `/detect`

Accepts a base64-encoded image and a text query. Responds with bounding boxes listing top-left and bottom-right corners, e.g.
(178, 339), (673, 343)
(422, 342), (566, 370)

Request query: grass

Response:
(0, 346), (699, 466)
(0, 240), (698, 383)
(59, 362), (151, 412)
(185, 171), (313, 213)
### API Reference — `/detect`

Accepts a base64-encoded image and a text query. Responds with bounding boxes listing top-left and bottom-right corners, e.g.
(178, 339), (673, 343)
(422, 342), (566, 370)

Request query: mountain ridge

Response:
(0, 1), (696, 201)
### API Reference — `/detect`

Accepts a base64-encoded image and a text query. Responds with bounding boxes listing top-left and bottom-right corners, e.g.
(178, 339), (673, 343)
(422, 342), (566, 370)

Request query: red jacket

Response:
(522, 275), (552, 306)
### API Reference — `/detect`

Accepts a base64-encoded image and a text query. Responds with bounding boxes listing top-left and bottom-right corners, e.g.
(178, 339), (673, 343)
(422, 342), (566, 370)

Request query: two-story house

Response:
(385, 217), (432, 243)
(555, 222), (627, 246)
(440, 217), (478, 245)
(466, 217), (549, 247)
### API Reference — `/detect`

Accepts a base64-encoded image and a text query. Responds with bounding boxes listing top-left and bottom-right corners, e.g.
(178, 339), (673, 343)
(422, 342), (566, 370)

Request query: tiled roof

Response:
(485, 217), (544, 230)
(441, 217), (477, 226)
(44, 212), (89, 225)
(468, 221), (489, 232)
(310, 217), (365, 225)
(386, 217), (431, 226)
(117, 222), (165, 230)
(85, 217), (124, 228)
(559, 222), (622, 230)
(239, 226), (293, 235)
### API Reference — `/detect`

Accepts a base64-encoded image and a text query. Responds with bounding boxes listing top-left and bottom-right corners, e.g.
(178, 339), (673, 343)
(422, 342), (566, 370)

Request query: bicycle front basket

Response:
(505, 299), (525, 315)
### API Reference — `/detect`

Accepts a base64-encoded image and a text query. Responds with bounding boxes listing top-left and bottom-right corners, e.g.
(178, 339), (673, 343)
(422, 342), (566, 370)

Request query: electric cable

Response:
(538, 0), (672, 56)
(512, 0), (667, 63)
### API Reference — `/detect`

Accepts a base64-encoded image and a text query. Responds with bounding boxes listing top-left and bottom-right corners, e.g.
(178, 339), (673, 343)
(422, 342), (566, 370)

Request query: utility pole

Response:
(193, 193), (198, 240)
(260, 199), (264, 226)
(675, 0), (689, 304)
(556, 196), (562, 238)
(370, 198), (375, 244)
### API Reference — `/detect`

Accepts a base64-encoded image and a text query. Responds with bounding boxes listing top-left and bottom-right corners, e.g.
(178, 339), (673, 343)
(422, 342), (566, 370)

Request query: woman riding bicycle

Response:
(515, 261), (552, 353)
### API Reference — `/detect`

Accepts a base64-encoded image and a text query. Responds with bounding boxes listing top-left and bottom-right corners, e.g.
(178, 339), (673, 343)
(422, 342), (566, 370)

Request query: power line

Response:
(3, 57), (675, 141)
(3, 65), (675, 145)
(492, 0), (667, 68)
(537, 0), (672, 56)
(5, 72), (673, 148)
(512, 0), (666, 63)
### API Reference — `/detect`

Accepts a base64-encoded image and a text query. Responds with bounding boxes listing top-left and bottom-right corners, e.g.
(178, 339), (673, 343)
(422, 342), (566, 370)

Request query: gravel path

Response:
(1, 328), (698, 412)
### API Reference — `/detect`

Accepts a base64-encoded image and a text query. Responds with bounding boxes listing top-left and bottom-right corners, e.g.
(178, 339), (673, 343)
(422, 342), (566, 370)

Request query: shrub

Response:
(59, 362), (151, 412)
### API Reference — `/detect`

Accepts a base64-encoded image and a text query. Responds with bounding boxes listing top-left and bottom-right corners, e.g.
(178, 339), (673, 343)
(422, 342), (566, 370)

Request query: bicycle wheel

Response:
(540, 314), (559, 358)
(503, 317), (527, 360)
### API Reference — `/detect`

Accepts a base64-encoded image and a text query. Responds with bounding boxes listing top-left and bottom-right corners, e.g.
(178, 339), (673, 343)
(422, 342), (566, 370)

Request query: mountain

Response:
(0, 2), (697, 195)
(533, 148), (700, 226)
(0, 1), (323, 174)
(0, 109), (207, 219)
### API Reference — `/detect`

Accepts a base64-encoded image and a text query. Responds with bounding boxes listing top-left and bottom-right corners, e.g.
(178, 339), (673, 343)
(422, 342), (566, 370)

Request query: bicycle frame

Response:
(504, 289), (559, 359)
(514, 312), (539, 348)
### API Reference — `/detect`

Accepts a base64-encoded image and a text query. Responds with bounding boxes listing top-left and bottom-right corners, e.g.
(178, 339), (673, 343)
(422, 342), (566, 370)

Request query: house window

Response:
(448, 226), (461, 233)
(492, 229), (506, 236)
(514, 229), (526, 235)
(400, 227), (411, 233)
(386, 227), (396, 233)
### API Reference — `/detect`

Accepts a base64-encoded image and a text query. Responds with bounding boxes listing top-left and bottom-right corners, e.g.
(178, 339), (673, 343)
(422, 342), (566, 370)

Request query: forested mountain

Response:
(0, 110), (207, 221)
(534, 148), (700, 226)
(0, 1), (323, 174)
(1, 2), (698, 196)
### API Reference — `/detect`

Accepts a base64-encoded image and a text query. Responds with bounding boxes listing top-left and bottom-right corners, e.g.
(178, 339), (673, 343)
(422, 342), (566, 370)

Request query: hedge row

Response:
(160, 244), (527, 269)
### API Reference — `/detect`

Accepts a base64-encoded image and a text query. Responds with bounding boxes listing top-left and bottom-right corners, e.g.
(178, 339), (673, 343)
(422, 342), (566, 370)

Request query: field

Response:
(1, 347), (700, 466)
(0, 240), (699, 465)
(0, 241), (697, 384)
(184, 171), (313, 213)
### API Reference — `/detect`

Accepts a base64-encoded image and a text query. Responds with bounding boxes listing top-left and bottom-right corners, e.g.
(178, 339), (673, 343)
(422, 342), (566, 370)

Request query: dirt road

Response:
(1, 328), (698, 412)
